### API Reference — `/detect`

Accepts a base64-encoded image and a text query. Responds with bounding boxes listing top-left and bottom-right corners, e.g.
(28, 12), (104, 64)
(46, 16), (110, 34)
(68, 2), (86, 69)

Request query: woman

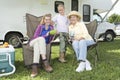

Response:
(67, 11), (95, 72)
(30, 14), (55, 77)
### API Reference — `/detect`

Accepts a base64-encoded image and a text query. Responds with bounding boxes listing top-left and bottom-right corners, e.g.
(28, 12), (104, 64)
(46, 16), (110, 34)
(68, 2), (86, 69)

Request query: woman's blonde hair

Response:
(40, 14), (51, 25)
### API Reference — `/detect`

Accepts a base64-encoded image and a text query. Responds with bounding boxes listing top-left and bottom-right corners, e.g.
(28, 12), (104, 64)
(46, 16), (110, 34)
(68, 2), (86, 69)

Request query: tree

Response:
(107, 13), (120, 23)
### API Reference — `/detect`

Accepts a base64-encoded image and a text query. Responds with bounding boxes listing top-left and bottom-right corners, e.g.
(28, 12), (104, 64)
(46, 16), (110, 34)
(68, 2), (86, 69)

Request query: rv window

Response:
(83, 5), (91, 22)
(71, 0), (78, 11)
(55, 1), (64, 13)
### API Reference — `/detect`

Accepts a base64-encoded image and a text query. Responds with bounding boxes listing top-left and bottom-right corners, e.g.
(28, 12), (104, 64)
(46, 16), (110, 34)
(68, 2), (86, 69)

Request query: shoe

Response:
(30, 64), (38, 78)
(58, 58), (67, 63)
(85, 60), (92, 71)
(31, 72), (38, 78)
(58, 53), (67, 63)
(76, 62), (85, 72)
(43, 60), (53, 72)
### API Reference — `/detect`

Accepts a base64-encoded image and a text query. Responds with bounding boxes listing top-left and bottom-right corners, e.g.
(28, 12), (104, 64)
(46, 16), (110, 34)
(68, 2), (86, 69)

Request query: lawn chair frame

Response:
(86, 20), (99, 66)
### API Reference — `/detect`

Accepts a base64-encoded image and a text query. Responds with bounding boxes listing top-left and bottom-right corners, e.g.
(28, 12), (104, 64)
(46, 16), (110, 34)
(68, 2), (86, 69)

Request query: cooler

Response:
(0, 45), (16, 77)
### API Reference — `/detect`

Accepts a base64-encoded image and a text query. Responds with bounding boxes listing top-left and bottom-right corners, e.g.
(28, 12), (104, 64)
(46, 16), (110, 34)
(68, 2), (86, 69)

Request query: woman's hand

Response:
(74, 36), (84, 41)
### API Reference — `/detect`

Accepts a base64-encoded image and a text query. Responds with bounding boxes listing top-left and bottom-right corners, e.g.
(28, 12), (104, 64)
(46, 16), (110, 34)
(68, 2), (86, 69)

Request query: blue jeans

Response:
(72, 39), (95, 61)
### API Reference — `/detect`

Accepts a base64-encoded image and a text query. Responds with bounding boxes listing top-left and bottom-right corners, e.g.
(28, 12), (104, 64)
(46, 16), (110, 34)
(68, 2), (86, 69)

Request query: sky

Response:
(101, 0), (120, 17)
(110, 0), (120, 15)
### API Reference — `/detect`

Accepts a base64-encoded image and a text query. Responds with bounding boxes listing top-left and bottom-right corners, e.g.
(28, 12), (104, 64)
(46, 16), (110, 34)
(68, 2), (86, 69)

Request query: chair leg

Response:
(95, 46), (99, 61)
(46, 44), (51, 64)
(87, 46), (99, 66)
(95, 46), (99, 66)
(67, 43), (76, 65)
(72, 52), (77, 66)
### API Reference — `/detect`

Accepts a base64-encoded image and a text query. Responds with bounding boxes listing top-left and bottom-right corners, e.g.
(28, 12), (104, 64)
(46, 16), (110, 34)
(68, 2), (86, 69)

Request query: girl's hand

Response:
(56, 30), (59, 34)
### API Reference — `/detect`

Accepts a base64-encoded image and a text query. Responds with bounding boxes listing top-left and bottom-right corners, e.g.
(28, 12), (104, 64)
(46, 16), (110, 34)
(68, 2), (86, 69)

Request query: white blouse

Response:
(69, 22), (93, 40)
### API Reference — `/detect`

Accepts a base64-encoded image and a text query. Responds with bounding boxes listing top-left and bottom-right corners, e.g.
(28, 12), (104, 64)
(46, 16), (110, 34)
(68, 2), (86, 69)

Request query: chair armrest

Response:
(17, 36), (29, 45)
(22, 41), (29, 45)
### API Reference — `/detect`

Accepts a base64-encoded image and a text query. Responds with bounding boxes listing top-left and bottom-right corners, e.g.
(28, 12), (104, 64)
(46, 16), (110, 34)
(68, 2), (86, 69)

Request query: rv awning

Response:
(91, 0), (113, 13)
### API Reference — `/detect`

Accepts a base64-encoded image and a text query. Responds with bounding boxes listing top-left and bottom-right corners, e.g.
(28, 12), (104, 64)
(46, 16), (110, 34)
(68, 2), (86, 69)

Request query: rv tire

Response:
(104, 31), (114, 42)
(5, 33), (22, 48)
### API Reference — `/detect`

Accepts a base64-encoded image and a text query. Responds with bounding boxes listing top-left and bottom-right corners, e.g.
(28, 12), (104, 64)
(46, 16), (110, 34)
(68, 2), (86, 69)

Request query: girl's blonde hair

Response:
(40, 14), (51, 25)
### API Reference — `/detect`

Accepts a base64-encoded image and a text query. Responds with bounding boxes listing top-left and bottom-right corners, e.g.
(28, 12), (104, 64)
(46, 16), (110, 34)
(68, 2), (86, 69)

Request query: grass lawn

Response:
(1, 38), (120, 80)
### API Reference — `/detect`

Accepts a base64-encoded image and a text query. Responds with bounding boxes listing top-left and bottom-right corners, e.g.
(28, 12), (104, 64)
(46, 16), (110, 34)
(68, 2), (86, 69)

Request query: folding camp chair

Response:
(86, 20), (99, 66)
(18, 13), (52, 68)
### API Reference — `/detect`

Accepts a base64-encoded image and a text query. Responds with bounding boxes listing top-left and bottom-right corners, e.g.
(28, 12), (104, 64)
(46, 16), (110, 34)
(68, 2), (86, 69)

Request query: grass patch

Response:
(1, 38), (120, 80)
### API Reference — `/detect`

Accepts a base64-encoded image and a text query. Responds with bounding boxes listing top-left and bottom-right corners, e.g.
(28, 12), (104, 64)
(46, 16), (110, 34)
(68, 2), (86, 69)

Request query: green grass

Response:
(1, 38), (120, 80)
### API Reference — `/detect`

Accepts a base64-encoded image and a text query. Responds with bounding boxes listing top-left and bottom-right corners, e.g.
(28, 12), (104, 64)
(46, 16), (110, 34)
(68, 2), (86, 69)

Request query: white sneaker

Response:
(76, 62), (85, 72)
(85, 59), (92, 71)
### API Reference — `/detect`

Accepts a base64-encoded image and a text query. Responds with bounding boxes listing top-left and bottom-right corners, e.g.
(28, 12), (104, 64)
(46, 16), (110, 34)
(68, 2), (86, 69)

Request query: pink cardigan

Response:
(30, 24), (54, 44)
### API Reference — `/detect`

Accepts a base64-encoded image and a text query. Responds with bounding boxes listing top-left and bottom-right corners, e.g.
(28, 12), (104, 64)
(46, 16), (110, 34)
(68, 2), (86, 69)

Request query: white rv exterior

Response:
(0, 0), (116, 47)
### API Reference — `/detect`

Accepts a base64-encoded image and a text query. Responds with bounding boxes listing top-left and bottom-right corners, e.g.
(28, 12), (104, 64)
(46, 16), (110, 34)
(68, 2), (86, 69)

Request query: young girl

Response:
(52, 4), (69, 63)
(30, 14), (54, 77)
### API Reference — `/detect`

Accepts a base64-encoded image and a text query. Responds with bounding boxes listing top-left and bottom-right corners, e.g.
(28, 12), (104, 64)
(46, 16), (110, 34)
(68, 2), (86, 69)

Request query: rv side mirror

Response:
(83, 4), (91, 22)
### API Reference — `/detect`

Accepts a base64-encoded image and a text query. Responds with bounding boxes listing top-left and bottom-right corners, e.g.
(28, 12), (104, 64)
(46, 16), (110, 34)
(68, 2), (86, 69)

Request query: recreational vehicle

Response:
(0, 0), (117, 47)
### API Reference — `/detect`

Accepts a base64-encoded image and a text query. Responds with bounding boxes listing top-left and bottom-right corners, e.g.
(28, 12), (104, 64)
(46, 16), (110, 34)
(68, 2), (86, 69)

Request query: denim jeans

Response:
(72, 39), (95, 61)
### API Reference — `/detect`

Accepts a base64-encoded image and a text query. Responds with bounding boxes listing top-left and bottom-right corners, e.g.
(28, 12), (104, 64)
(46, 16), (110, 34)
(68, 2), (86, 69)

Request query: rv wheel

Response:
(5, 33), (22, 48)
(104, 31), (114, 42)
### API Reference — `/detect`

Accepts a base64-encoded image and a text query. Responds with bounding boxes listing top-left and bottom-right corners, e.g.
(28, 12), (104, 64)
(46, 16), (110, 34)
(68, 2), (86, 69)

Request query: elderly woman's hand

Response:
(74, 36), (84, 41)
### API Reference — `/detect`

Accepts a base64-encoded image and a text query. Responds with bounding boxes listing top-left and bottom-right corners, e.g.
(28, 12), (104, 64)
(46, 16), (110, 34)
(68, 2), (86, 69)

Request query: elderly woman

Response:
(68, 11), (95, 72)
